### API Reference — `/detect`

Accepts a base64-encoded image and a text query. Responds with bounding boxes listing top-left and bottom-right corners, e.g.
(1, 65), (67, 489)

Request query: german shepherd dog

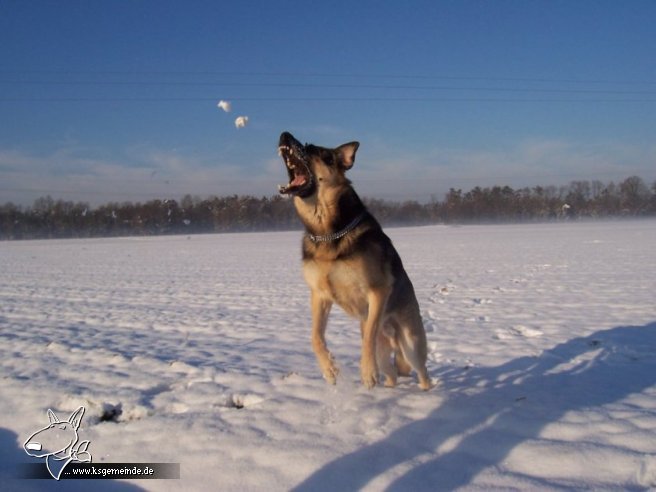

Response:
(278, 132), (431, 390)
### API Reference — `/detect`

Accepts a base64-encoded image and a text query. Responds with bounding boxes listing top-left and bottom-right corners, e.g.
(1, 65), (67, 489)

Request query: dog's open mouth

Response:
(278, 132), (314, 196)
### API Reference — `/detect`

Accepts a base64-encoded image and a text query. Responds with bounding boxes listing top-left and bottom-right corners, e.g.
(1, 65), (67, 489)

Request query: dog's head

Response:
(278, 132), (359, 199)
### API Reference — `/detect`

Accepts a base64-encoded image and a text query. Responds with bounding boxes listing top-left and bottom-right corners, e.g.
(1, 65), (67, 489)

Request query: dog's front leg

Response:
(360, 288), (389, 389)
(310, 291), (338, 384)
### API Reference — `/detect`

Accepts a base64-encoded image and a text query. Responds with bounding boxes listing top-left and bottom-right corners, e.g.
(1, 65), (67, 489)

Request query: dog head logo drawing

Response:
(24, 406), (92, 480)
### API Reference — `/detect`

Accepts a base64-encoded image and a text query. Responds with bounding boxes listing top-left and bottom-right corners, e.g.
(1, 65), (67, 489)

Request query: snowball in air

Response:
(217, 100), (231, 112)
(235, 116), (249, 128)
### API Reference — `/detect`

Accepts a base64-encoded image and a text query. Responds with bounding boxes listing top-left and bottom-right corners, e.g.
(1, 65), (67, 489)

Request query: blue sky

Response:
(1, 0), (655, 206)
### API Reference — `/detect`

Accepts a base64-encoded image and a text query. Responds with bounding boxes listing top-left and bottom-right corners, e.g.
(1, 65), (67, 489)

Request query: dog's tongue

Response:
(291, 175), (306, 187)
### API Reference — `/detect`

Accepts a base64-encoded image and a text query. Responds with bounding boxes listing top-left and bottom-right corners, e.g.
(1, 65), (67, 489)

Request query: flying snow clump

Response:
(217, 100), (232, 112)
(235, 116), (249, 129)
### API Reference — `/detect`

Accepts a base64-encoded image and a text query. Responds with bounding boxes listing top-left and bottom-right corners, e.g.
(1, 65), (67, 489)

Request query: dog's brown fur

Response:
(278, 132), (431, 390)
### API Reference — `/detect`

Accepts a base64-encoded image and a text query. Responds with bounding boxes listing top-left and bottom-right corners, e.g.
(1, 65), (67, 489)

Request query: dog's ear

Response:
(336, 142), (359, 170)
(47, 409), (60, 424)
(68, 406), (85, 431)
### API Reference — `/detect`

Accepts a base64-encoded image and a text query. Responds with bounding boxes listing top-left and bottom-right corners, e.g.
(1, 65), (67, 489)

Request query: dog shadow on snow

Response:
(294, 322), (656, 491)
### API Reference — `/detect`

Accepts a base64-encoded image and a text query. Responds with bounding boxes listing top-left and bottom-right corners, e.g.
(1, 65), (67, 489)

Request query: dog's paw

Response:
(383, 375), (397, 388)
(418, 371), (433, 391)
(320, 357), (339, 385)
(361, 368), (378, 390)
(362, 374), (378, 389)
(418, 380), (432, 391)
(360, 356), (379, 389)
(316, 352), (339, 384)
(322, 365), (339, 385)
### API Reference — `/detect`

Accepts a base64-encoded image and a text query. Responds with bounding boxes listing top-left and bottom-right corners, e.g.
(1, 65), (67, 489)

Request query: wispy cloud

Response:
(1, 139), (653, 206)
(351, 138), (656, 201)
(0, 145), (284, 206)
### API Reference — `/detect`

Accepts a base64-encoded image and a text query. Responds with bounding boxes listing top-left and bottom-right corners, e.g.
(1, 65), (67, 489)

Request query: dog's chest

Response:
(303, 259), (368, 318)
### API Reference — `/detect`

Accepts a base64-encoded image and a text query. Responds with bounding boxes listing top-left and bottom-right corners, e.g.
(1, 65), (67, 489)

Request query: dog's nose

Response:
(26, 442), (42, 451)
(279, 131), (297, 147)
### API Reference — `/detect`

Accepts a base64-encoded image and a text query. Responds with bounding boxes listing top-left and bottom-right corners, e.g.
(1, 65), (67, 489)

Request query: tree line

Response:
(1, 176), (655, 240)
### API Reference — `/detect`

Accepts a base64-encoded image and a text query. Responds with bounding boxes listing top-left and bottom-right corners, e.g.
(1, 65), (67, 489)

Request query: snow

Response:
(217, 100), (231, 113)
(234, 116), (249, 128)
(1, 220), (655, 491)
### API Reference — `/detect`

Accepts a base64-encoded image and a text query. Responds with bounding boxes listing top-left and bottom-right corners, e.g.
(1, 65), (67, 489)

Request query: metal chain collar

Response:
(307, 212), (367, 243)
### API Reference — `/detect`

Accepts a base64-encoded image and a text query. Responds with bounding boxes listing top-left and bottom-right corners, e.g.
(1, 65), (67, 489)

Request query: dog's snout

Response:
(26, 441), (42, 451)
(279, 132), (293, 146)
(279, 131), (301, 148)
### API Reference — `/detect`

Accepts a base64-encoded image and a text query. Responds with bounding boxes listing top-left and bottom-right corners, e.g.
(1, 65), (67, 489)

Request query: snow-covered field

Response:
(1, 220), (656, 491)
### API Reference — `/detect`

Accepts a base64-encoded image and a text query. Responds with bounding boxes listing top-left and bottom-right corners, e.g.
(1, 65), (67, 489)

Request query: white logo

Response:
(24, 406), (92, 480)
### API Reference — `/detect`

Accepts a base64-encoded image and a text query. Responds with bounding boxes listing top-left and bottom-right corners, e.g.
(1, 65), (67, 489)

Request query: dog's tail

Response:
(395, 317), (431, 390)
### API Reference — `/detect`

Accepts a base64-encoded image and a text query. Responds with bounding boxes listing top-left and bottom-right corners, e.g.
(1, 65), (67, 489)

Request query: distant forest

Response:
(1, 175), (655, 240)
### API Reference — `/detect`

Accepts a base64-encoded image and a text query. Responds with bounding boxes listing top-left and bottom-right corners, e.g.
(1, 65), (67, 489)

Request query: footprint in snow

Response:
(215, 393), (264, 410)
(510, 325), (544, 338)
(494, 325), (543, 340)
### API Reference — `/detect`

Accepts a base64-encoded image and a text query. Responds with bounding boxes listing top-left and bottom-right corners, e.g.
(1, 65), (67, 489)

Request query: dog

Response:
(277, 131), (431, 390)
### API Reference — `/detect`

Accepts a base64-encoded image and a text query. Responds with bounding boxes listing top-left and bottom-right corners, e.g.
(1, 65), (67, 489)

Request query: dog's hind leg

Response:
(377, 327), (397, 388)
(310, 291), (338, 384)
